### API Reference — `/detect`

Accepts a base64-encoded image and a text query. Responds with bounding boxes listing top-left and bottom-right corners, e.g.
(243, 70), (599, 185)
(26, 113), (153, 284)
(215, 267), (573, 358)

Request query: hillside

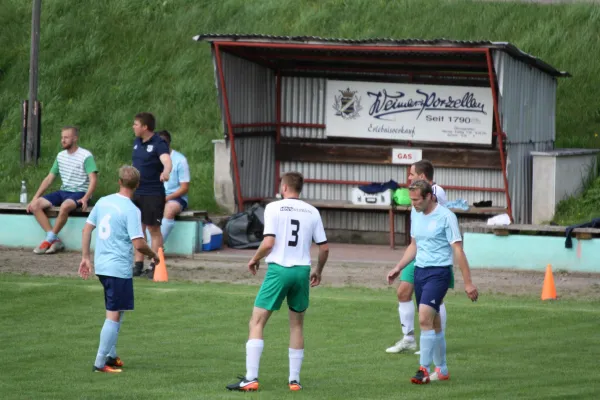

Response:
(0, 0), (599, 219)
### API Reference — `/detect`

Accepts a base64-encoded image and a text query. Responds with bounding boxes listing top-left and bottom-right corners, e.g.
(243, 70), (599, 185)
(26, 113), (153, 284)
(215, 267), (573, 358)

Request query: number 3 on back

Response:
(288, 219), (300, 247)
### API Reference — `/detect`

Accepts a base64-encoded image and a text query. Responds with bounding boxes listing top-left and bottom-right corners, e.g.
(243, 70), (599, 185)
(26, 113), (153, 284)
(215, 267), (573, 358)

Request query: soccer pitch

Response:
(1, 274), (598, 399)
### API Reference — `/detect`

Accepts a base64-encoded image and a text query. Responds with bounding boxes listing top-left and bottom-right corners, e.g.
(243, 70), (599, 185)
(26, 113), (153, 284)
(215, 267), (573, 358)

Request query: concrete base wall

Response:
(0, 214), (202, 256)
(464, 232), (600, 272)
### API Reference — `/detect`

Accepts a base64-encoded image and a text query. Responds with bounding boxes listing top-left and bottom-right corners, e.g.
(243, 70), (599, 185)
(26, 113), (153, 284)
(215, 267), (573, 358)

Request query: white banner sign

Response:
(392, 148), (422, 164)
(325, 80), (494, 145)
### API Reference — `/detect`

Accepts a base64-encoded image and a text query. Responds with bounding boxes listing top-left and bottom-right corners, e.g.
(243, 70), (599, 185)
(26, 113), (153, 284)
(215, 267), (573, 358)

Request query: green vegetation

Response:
(553, 156), (600, 225)
(1, 273), (599, 399)
(1, 0), (599, 219)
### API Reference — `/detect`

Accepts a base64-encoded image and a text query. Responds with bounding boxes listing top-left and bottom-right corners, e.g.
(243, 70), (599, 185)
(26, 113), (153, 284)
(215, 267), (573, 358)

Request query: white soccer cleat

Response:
(386, 337), (417, 353)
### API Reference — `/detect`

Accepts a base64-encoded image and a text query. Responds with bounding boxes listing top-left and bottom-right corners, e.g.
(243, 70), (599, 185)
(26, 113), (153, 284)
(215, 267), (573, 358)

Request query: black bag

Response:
(225, 203), (265, 249)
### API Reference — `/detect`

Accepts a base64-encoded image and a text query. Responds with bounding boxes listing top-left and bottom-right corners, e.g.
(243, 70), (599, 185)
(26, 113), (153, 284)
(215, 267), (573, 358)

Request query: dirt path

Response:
(2, 244), (600, 299)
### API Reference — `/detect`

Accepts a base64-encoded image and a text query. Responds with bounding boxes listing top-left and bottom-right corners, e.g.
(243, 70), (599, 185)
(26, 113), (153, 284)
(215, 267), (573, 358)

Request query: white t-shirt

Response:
(264, 198), (327, 267)
(432, 183), (447, 206)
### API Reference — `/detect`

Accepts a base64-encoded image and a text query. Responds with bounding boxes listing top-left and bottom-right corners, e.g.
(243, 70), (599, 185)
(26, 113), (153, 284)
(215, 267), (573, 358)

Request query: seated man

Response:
(157, 130), (190, 244)
(26, 126), (98, 254)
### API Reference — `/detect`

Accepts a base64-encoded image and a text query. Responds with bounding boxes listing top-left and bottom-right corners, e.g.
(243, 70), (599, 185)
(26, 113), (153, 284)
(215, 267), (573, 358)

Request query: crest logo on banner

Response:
(333, 88), (362, 120)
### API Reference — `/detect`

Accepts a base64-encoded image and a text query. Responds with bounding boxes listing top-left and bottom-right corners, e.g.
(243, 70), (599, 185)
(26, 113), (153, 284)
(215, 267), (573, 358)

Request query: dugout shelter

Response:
(194, 34), (569, 247)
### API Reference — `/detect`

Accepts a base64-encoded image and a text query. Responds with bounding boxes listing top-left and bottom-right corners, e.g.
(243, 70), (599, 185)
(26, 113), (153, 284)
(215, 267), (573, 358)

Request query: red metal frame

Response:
(231, 122), (326, 129)
(275, 71), (282, 196)
(264, 52), (488, 66)
(242, 197), (265, 203)
(214, 44), (244, 210)
(304, 178), (504, 192)
(222, 47), (280, 70)
(218, 42), (489, 54)
(485, 49), (513, 221)
(286, 65), (488, 79)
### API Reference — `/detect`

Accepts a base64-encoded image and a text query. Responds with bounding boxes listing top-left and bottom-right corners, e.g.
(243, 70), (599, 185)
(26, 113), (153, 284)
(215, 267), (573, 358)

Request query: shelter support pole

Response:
(389, 209), (395, 249)
(214, 43), (244, 211)
(275, 71), (282, 196)
(485, 49), (513, 222)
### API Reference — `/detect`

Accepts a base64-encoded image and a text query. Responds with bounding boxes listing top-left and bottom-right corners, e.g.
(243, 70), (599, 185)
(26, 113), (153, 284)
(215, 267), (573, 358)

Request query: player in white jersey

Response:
(78, 165), (158, 373)
(386, 159), (451, 355)
(226, 172), (329, 392)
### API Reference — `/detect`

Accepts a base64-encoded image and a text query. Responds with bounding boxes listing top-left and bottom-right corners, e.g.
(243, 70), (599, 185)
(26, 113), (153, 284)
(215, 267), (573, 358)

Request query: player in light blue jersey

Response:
(79, 165), (159, 373)
(157, 130), (190, 245)
(387, 180), (478, 384)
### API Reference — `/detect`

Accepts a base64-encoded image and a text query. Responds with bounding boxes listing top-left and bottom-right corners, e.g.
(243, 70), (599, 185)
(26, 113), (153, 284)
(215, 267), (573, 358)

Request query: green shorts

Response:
(254, 263), (311, 313)
(400, 261), (455, 289)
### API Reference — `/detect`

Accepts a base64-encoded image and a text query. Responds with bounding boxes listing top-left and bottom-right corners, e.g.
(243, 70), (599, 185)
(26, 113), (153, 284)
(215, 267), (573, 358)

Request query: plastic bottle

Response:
(20, 180), (27, 204)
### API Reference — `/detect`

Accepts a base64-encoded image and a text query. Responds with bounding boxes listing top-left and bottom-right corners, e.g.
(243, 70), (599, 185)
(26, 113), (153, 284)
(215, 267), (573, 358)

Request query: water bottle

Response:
(20, 180), (27, 205)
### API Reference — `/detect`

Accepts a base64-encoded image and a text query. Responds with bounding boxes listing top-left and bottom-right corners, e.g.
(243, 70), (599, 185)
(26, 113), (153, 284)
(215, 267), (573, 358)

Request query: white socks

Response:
(440, 303), (447, 332)
(245, 340), (305, 383)
(288, 348), (304, 383)
(245, 339), (264, 380)
(399, 301), (415, 338)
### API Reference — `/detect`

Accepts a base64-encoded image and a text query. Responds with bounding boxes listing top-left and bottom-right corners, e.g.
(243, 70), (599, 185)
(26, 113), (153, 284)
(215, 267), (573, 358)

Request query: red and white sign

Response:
(392, 148), (422, 164)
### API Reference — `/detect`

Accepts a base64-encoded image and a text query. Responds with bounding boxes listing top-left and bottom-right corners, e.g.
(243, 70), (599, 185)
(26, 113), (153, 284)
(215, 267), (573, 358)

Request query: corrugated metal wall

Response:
(235, 136), (275, 199)
(281, 76), (327, 139)
(435, 167), (506, 207)
(281, 161), (409, 201)
(220, 51), (276, 133)
(280, 77), (507, 209)
(493, 51), (557, 223)
(321, 210), (407, 234)
(214, 50), (277, 201)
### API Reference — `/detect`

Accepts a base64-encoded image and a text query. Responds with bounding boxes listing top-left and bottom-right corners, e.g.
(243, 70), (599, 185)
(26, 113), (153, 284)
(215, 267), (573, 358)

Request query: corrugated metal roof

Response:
(193, 33), (570, 78)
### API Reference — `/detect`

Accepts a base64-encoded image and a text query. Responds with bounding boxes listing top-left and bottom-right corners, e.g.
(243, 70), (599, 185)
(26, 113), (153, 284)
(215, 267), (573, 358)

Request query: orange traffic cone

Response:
(541, 264), (557, 300)
(153, 247), (168, 282)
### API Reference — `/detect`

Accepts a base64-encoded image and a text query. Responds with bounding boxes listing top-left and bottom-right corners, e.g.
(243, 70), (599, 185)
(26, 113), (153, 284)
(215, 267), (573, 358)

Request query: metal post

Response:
(21, 100), (28, 166)
(274, 71), (282, 196)
(214, 44), (244, 210)
(485, 49), (513, 222)
(26, 0), (42, 164)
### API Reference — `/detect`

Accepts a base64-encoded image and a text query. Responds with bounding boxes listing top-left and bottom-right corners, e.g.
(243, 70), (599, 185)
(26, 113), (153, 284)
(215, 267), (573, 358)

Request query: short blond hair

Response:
(119, 165), (140, 189)
(408, 179), (433, 199)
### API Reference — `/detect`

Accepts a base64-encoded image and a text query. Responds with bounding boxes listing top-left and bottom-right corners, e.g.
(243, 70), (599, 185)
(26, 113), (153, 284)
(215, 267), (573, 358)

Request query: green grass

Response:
(552, 153), (600, 225)
(1, 0), (600, 218)
(1, 273), (599, 399)
(554, 177), (600, 225)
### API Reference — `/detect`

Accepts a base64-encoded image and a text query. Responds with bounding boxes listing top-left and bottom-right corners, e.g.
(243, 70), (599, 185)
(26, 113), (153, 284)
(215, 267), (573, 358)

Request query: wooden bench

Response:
(460, 221), (600, 240)
(0, 202), (208, 221)
(262, 199), (506, 248)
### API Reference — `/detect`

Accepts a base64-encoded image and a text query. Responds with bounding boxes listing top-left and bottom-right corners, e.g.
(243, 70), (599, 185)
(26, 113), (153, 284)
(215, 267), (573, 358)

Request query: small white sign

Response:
(392, 148), (422, 164)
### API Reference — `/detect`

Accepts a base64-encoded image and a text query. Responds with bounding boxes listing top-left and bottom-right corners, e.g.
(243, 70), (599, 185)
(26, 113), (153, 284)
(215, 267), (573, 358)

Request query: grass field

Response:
(1, 273), (599, 399)
(1, 0), (600, 220)
(553, 172), (600, 225)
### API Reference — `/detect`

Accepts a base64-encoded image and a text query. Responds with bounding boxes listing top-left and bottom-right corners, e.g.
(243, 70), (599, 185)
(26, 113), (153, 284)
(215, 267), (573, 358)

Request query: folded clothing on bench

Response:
(358, 180), (399, 194)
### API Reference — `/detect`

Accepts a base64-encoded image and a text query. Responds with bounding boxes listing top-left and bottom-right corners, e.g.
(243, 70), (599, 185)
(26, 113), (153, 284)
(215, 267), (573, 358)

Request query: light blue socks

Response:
(108, 312), (123, 359)
(161, 218), (176, 243)
(419, 330), (436, 372)
(433, 331), (448, 375)
(94, 319), (120, 368)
